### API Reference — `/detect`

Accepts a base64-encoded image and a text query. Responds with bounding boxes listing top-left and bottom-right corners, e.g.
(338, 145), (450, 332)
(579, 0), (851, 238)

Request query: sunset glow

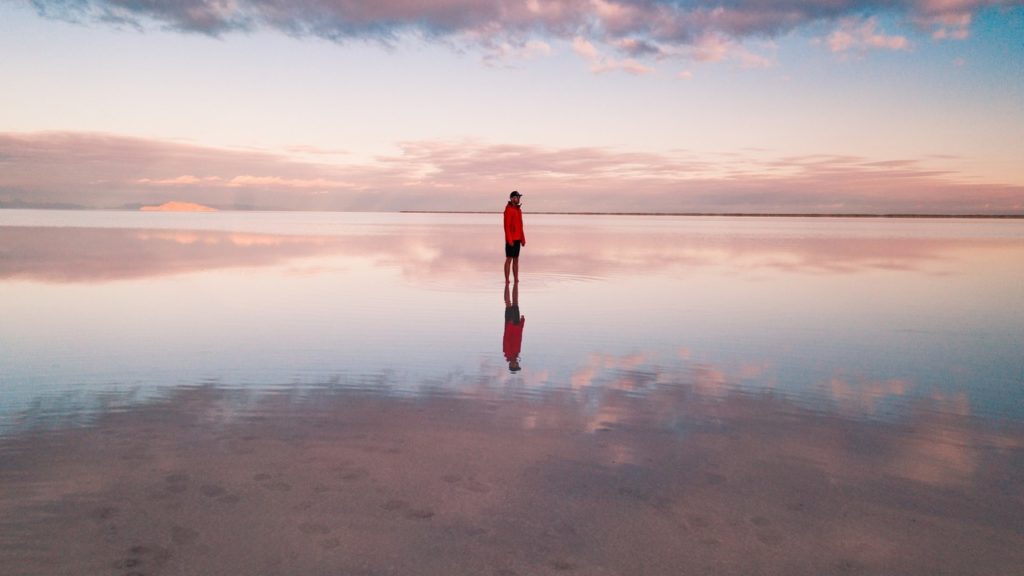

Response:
(1, 1), (1022, 213)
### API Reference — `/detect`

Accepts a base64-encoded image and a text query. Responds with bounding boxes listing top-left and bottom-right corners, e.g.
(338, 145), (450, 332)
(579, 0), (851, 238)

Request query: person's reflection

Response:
(503, 283), (525, 373)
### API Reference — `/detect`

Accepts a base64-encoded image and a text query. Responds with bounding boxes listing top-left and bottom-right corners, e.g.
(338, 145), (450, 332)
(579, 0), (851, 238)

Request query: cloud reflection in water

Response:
(1, 379), (1021, 575)
(3, 215), (1022, 284)
(2, 213), (1023, 573)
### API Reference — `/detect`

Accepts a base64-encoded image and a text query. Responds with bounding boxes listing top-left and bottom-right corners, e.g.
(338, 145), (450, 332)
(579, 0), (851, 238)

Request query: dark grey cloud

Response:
(25, 0), (1022, 56)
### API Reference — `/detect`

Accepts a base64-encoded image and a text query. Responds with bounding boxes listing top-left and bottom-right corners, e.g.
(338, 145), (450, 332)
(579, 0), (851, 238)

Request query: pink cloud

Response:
(2, 132), (1022, 215)
(137, 175), (214, 186)
(592, 57), (655, 74)
(912, 0), (991, 39)
(571, 36), (599, 60)
(690, 33), (732, 62)
(823, 17), (910, 53)
(223, 175), (361, 189)
(572, 36), (655, 74)
(688, 33), (776, 68)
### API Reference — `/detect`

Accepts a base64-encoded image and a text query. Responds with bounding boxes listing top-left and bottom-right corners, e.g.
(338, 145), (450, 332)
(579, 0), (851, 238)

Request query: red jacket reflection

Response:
(503, 316), (525, 361)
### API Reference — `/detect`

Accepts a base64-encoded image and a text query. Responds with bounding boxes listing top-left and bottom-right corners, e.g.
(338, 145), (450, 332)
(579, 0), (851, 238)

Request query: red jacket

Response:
(504, 202), (526, 246)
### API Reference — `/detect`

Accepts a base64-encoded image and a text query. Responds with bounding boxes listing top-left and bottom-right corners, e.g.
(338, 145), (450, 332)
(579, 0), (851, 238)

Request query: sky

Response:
(1, 0), (1022, 214)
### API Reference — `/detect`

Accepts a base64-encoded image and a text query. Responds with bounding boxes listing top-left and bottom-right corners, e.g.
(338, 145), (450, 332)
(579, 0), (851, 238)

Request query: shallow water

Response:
(1, 210), (1022, 575)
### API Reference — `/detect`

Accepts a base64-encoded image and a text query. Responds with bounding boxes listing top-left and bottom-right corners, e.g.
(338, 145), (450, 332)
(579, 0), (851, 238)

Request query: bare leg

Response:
(512, 257), (519, 283)
(504, 257), (512, 283)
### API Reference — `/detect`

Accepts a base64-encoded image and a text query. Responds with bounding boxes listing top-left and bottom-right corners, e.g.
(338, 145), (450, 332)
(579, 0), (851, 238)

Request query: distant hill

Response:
(139, 201), (217, 212)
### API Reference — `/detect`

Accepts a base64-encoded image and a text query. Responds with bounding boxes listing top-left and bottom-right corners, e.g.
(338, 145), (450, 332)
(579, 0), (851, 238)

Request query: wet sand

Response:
(2, 384), (1022, 576)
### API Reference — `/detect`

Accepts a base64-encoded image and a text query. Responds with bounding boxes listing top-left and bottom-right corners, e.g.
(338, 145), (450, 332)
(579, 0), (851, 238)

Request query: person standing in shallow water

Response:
(504, 190), (526, 283)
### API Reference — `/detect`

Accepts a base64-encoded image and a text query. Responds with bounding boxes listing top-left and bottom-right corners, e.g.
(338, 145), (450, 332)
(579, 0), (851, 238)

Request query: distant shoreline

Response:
(1, 205), (1021, 219)
(402, 210), (1024, 219)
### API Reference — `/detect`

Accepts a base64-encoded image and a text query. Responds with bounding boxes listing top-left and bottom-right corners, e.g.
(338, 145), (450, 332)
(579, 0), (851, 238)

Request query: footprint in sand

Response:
(165, 473), (190, 494)
(114, 556), (142, 570)
(549, 559), (577, 571)
(404, 509), (435, 520)
(251, 472), (290, 491)
(298, 522), (331, 535)
(757, 530), (784, 546)
(379, 499), (434, 520)
(462, 479), (492, 494)
(114, 544), (171, 572)
(200, 484), (227, 498)
(750, 516), (781, 545)
(91, 506), (119, 522)
(687, 515), (712, 529)
(442, 474), (492, 494)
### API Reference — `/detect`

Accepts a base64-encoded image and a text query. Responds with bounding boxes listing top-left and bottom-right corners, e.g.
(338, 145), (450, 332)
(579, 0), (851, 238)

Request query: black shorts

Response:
(505, 304), (520, 323)
(505, 241), (522, 258)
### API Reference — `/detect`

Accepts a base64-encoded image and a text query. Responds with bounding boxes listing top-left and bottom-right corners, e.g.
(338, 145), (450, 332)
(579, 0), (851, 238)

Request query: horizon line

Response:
(401, 210), (1024, 219)
(1, 205), (1023, 219)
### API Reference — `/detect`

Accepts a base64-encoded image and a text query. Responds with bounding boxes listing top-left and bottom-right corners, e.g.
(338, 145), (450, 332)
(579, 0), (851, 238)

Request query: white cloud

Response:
(572, 36), (599, 60)
(823, 17), (910, 54)
(689, 33), (775, 68)
(138, 175), (216, 186)
(572, 36), (655, 75)
(225, 175), (358, 189)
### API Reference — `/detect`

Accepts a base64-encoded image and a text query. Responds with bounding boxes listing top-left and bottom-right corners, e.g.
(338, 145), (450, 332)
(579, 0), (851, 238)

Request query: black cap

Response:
(509, 191), (522, 199)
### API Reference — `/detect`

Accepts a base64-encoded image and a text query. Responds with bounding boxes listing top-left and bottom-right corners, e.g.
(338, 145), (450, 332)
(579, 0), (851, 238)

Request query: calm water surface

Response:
(1, 210), (1022, 575)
